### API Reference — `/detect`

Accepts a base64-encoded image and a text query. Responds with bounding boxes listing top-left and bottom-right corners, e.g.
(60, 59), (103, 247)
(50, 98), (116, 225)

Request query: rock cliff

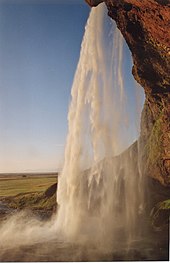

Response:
(85, 0), (170, 186)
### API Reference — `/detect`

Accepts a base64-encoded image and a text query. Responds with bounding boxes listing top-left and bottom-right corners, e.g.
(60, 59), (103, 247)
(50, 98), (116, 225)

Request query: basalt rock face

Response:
(85, 0), (170, 186)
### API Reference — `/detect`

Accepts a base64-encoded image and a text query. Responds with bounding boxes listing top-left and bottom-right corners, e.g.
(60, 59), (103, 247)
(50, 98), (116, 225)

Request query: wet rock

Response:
(44, 183), (57, 198)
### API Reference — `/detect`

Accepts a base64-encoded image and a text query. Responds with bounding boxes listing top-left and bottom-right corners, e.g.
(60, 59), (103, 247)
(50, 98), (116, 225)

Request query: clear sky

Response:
(0, 0), (144, 173)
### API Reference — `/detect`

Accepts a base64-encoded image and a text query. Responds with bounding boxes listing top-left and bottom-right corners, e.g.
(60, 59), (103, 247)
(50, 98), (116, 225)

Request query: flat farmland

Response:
(0, 174), (57, 197)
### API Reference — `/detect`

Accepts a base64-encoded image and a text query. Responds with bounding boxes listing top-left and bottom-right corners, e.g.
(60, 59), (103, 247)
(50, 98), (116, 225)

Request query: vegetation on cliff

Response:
(151, 199), (170, 230)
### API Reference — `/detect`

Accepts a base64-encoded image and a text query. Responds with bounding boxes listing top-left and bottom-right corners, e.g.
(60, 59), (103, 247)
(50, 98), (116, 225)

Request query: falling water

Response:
(56, 3), (144, 250)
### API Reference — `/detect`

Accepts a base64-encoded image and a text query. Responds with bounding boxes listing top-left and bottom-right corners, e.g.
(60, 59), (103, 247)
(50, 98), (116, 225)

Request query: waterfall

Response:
(56, 3), (144, 249)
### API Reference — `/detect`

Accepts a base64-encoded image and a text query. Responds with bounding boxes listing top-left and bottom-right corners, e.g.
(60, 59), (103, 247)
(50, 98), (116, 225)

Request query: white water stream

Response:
(56, 4), (144, 249)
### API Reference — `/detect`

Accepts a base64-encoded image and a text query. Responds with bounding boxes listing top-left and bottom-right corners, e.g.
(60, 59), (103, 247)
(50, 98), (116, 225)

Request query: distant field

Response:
(0, 175), (57, 197)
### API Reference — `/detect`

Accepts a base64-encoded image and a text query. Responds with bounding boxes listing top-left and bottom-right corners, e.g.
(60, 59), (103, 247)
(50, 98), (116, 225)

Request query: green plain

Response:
(0, 176), (57, 197)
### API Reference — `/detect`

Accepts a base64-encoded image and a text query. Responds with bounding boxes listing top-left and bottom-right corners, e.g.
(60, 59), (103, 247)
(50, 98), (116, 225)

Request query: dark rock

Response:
(150, 199), (170, 230)
(44, 183), (57, 198)
(85, 0), (104, 7)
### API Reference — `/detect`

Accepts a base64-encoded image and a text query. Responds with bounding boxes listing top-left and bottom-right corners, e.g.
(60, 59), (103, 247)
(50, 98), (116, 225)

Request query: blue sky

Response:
(0, 0), (144, 173)
(0, 0), (90, 172)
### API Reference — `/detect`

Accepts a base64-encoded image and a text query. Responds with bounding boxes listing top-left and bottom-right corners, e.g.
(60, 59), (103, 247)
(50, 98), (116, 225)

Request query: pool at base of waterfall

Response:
(0, 233), (168, 262)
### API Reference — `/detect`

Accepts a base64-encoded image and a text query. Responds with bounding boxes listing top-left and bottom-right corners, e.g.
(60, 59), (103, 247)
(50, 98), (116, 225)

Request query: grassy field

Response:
(0, 175), (57, 197)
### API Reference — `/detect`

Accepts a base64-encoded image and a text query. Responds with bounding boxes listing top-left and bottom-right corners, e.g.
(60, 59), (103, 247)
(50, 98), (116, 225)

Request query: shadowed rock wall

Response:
(85, 0), (170, 186)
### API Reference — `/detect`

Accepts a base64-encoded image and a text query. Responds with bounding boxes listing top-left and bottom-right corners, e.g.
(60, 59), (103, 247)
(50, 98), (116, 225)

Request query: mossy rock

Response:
(144, 114), (162, 165)
(142, 109), (167, 184)
(4, 183), (57, 212)
(150, 199), (170, 230)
